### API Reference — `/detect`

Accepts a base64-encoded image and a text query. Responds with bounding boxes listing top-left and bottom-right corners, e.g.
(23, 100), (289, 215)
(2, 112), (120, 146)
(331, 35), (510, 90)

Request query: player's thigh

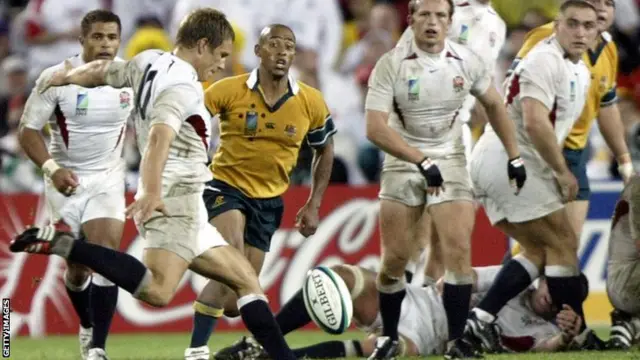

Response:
(210, 210), (246, 250)
(44, 181), (83, 234)
(142, 248), (190, 305)
(81, 218), (124, 249)
(379, 199), (423, 260)
(189, 245), (261, 296)
(139, 187), (225, 265)
(564, 200), (589, 238)
(607, 262), (640, 314)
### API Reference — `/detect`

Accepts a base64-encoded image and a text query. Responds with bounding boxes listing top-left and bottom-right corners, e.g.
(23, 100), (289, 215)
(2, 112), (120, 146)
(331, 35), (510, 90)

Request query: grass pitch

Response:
(7, 329), (640, 359)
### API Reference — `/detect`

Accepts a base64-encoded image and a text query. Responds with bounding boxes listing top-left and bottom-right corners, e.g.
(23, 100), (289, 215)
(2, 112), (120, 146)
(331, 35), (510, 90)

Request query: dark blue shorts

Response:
(202, 179), (284, 252)
(562, 147), (590, 201)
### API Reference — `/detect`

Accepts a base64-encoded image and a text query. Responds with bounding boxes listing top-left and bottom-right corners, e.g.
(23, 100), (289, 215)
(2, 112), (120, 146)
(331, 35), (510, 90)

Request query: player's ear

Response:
(254, 43), (260, 57)
(197, 38), (209, 55)
(407, 14), (414, 26)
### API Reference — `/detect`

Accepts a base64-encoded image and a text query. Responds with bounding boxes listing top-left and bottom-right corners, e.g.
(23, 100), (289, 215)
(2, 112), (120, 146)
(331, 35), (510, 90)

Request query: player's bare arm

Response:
(522, 97), (578, 201)
(597, 103), (634, 182)
(365, 110), (424, 164)
(19, 81), (79, 196)
(296, 138), (334, 237)
(39, 59), (130, 93)
(125, 123), (173, 223)
(533, 304), (581, 352)
(476, 85), (526, 192)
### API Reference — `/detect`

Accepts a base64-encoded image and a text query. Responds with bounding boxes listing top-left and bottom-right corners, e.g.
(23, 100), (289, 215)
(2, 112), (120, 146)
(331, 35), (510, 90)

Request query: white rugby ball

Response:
(302, 266), (353, 334)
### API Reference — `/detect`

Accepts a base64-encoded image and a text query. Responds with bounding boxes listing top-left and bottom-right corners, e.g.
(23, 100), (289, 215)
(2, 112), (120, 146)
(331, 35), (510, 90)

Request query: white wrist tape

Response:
(42, 159), (61, 178)
(618, 162), (635, 180)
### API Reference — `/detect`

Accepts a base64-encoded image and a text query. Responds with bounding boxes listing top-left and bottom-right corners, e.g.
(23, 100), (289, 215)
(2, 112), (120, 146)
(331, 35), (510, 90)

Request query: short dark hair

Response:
(81, 10), (121, 37)
(176, 8), (235, 49)
(409, 0), (455, 18)
(560, 0), (598, 14)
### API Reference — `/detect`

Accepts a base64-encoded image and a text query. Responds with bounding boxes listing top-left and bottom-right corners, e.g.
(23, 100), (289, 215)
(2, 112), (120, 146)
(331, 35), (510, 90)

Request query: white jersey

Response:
(496, 291), (561, 352)
(21, 55), (133, 174)
(397, 0), (506, 127)
(366, 39), (492, 169)
(497, 36), (590, 155)
(104, 50), (212, 197)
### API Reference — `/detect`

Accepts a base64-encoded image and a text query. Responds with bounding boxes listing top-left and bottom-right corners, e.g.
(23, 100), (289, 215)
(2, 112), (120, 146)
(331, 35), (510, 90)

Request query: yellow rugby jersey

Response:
(509, 22), (618, 150)
(205, 69), (336, 199)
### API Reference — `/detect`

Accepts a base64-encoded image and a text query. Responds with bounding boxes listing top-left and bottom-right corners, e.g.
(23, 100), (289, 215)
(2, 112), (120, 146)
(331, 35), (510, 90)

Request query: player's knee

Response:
(142, 286), (174, 307)
(381, 246), (412, 271)
(65, 264), (91, 287)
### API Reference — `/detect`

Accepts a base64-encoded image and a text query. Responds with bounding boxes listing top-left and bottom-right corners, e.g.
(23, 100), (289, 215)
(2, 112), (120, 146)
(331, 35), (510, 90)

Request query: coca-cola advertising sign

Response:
(0, 186), (506, 337)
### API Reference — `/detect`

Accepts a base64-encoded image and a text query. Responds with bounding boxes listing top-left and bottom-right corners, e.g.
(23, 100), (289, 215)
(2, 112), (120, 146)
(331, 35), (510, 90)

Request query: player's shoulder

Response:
(295, 81), (327, 108)
(518, 22), (555, 56)
(446, 40), (487, 69)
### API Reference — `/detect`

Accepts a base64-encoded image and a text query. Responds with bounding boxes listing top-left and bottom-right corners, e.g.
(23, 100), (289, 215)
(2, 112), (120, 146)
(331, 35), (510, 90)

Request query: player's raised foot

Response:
(608, 310), (637, 350)
(87, 348), (109, 360)
(464, 312), (504, 354)
(367, 336), (400, 360)
(213, 336), (263, 360)
(568, 328), (607, 351)
(185, 345), (211, 360)
(79, 326), (92, 360)
(444, 338), (483, 359)
(9, 226), (67, 254)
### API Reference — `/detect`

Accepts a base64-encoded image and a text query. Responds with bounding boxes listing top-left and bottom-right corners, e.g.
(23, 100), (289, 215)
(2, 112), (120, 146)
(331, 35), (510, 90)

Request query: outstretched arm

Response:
(38, 60), (132, 93)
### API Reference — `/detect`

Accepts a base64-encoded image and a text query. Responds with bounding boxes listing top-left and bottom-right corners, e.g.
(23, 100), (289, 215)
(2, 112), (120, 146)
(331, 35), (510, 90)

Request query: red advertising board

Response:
(0, 186), (506, 337)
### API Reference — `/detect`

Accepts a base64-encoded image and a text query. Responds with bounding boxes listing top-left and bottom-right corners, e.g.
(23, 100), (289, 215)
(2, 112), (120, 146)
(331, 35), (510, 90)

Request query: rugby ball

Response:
(302, 266), (353, 334)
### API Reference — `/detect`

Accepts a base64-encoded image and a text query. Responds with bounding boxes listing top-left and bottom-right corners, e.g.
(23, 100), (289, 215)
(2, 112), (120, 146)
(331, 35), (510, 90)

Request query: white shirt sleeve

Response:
(517, 51), (561, 111)
(148, 84), (201, 134)
(470, 56), (493, 97)
(105, 58), (143, 89)
(365, 52), (396, 113)
(20, 72), (58, 130)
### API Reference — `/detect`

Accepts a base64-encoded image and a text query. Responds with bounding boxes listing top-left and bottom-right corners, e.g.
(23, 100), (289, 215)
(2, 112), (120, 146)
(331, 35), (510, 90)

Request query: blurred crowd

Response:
(1, 0), (640, 193)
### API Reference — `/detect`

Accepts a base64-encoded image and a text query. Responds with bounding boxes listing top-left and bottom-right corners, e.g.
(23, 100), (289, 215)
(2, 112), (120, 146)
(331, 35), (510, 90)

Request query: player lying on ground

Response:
(463, 1), (600, 354)
(18, 10), (131, 360)
(216, 264), (586, 359)
(185, 23), (336, 360)
(10, 9), (298, 360)
(606, 175), (640, 350)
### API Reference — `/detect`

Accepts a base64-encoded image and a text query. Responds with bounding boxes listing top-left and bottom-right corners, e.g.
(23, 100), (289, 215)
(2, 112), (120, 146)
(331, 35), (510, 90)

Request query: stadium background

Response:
(0, 0), (638, 340)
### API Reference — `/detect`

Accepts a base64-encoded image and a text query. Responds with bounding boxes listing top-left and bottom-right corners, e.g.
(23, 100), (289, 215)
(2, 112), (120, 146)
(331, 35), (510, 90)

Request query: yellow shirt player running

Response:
(184, 24), (336, 360)
(505, 0), (632, 240)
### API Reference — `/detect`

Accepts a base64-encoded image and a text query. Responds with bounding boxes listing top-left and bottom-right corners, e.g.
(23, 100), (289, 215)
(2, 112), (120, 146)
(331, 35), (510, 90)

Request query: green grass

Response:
(6, 328), (640, 359)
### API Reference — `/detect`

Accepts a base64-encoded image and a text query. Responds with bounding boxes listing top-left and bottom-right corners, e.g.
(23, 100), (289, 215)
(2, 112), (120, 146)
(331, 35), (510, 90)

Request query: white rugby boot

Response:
(185, 345), (211, 360)
(79, 326), (93, 359)
(87, 348), (109, 360)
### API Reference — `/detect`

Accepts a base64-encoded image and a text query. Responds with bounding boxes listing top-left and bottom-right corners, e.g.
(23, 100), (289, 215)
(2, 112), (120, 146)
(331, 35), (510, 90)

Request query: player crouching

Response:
(606, 175), (640, 350)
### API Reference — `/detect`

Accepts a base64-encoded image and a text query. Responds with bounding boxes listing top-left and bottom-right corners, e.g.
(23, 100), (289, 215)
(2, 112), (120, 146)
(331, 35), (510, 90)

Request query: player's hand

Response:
(556, 304), (582, 340)
(416, 157), (445, 196)
(37, 59), (73, 94)
(554, 169), (578, 203)
(507, 156), (526, 194)
(295, 202), (320, 237)
(618, 161), (635, 184)
(51, 168), (79, 197)
(125, 193), (168, 224)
